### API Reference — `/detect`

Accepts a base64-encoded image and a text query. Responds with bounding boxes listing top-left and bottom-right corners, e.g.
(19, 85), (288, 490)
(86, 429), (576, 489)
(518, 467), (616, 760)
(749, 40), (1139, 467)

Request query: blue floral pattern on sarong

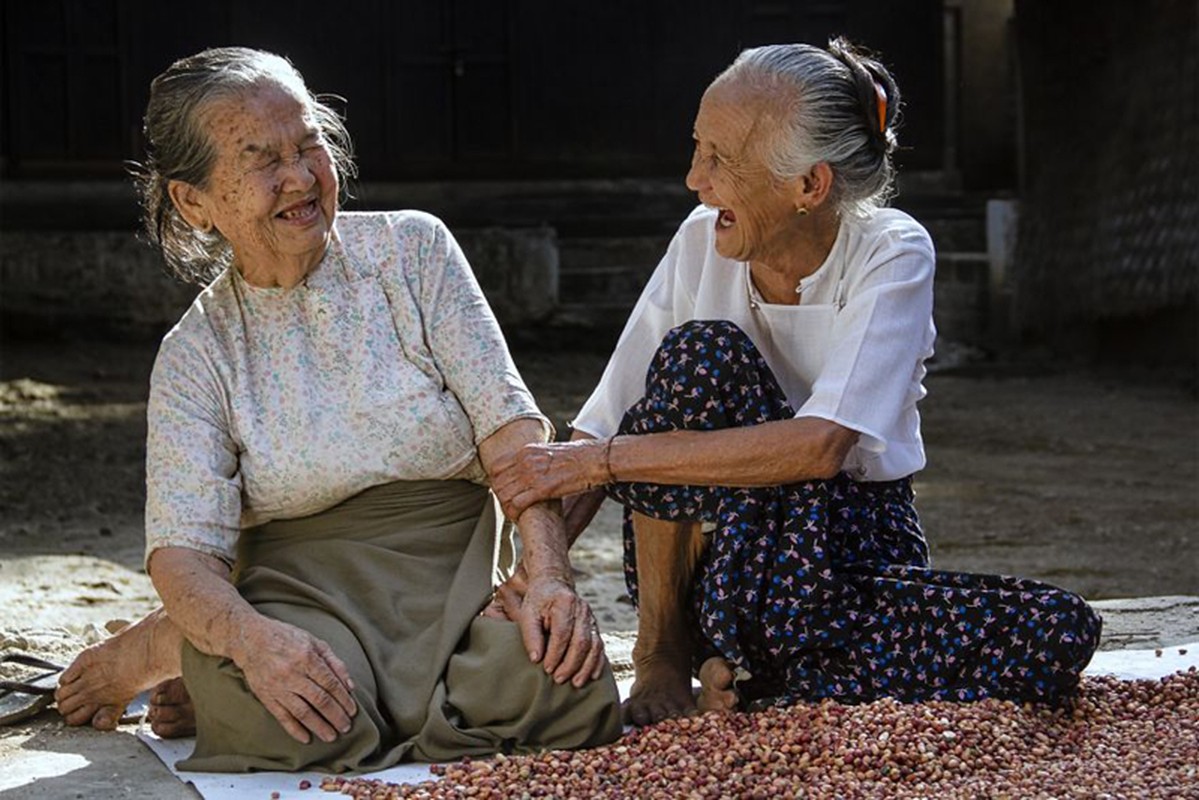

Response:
(607, 320), (1102, 706)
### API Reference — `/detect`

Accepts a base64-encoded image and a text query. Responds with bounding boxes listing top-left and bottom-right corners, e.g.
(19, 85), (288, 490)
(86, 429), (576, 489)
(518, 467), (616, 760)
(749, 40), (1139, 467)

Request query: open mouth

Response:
(276, 198), (320, 224)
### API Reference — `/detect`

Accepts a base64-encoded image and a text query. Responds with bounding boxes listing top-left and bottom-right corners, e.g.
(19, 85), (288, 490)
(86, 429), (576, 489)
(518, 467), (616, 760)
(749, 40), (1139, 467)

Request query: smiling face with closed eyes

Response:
(169, 80), (339, 288)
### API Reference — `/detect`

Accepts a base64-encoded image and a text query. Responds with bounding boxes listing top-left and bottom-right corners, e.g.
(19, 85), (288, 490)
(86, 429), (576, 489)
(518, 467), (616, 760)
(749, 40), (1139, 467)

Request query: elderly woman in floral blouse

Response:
(52, 47), (620, 772)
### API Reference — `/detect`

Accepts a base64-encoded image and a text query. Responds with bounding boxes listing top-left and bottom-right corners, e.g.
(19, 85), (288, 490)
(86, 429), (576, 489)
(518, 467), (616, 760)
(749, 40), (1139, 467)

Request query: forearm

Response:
(608, 417), (859, 487)
(148, 546), (261, 665)
(515, 500), (575, 583)
(562, 429), (605, 547)
(481, 417), (607, 681)
(480, 417), (575, 578)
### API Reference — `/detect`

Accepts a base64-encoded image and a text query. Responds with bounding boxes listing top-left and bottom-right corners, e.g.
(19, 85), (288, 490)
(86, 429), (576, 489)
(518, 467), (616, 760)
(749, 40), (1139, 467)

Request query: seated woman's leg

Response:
(778, 562), (1102, 707)
(623, 514), (708, 726)
(825, 475), (929, 570)
(606, 321), (1099, 709)
(743, 475), (1102, 707)
(932, 571), (1102, 703)
(608, 321), (848, 717)
(178, 600), (385, 773)
(55, 608), (184, 730)
(412, 617), (622, 761)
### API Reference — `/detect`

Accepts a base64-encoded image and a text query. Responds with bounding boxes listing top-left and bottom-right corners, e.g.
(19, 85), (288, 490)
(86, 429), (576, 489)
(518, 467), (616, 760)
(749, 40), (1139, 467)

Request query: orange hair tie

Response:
(873, 80), (887, 134)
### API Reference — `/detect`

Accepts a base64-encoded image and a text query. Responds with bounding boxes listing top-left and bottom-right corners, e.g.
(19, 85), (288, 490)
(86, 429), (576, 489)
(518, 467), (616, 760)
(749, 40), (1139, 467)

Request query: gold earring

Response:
(796, 206), (809, 216)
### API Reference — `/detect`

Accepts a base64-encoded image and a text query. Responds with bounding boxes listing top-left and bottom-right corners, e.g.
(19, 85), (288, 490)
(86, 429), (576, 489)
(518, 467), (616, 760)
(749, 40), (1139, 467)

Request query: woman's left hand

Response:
(480, 563), (528, 622)
(491, 439), (609, 521)
(516, 572), (608, 688)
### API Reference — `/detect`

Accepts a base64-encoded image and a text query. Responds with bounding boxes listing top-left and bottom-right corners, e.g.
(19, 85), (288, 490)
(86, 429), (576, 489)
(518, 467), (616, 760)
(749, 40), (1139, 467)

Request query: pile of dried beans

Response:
(320, 668), (1198, 799)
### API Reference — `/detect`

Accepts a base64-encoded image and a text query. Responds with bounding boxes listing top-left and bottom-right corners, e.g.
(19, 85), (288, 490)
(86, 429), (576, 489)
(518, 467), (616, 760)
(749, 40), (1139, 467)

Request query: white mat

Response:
(137, 642), (1198, 799)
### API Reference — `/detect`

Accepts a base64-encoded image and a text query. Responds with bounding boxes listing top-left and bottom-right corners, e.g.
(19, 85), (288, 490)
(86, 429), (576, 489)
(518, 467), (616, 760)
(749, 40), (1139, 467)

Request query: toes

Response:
(61, 704), (99, 727)
(148, 679), (195, 738)
(623, 694), (692, 727)
(698, 657), (734, 689)
(622, 698), (653, 728)
(151, 717), (196, 739)
(55, 689), (88, 719)
(149, 704), (185, 725)
(151, 677), (189, 706)
(697, 687), (738, 713)
(58, 660), (85, 687)
(653, 700), (679, 723)
(92, 705), (122, 730)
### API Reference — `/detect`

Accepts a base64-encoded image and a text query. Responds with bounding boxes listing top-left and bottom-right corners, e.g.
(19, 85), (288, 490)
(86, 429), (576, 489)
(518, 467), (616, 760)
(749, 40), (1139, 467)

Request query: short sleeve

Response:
(414, 215), (552, 443)
(796, 224), (936, 453)
(144, 330), (242, 569)
(572, 225), (695, 439)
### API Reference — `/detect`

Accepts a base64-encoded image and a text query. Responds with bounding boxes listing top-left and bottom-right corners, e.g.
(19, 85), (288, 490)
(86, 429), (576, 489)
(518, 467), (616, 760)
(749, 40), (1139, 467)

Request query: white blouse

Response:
(572, 205), (936, 482)
(144, 211), (547, 566)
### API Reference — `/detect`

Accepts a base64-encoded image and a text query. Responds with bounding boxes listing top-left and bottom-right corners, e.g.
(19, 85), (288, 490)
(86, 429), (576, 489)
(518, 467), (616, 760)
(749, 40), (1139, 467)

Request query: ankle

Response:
(143, 610), (184, 683)
(632, 640), (693, 667)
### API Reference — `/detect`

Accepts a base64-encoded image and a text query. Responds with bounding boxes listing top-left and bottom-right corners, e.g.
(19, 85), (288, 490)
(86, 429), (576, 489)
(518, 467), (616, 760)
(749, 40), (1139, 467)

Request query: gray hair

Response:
(130, 47), (357, 284)
(718, 38), (900, 218)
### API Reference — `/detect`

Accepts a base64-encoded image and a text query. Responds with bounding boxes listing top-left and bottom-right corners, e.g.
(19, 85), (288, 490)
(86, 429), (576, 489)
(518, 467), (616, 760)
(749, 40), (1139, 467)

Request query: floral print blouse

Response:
(144, 211), (547, 566)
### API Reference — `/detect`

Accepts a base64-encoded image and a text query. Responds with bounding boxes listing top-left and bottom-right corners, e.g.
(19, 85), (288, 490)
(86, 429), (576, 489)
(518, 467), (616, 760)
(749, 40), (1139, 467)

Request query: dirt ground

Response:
(0, 335), (1196, 796)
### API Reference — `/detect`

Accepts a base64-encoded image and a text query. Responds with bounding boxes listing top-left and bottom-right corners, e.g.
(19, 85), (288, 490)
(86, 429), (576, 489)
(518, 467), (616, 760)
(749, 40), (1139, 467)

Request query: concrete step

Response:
(933, 251), (991, 347)
(558, 264), (658, 302)
(558, 234), (672, 272)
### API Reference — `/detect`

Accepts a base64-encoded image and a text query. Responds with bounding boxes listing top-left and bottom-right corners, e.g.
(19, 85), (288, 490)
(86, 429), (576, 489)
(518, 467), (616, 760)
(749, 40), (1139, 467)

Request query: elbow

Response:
(801, 423), (857, 480)
(808, 453), (845, 481)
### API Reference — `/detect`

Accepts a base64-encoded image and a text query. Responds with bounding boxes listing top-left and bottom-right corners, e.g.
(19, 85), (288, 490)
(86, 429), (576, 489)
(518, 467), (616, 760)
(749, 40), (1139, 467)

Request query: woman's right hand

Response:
(234, 616), (358, 744)
(150, 547), (358, 744)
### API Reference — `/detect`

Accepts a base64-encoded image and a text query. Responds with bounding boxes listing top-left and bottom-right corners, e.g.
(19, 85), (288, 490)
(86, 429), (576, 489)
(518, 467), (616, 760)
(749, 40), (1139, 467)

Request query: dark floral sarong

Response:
(608, 320), (1101, 706)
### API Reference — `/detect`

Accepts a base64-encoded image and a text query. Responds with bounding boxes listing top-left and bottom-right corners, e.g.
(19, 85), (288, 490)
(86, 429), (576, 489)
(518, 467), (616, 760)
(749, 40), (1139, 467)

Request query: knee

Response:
(1059, 595), (1103, 660)
(657, 320), (756, 363)
(180, 645), (383, 772)
(445, 619), (623, 750)
(628, 319), (782, 433)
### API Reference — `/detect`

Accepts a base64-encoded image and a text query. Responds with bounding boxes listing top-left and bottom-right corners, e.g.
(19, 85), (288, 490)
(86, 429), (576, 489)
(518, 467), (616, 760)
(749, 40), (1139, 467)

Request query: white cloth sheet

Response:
(137, 642), (1198, 799)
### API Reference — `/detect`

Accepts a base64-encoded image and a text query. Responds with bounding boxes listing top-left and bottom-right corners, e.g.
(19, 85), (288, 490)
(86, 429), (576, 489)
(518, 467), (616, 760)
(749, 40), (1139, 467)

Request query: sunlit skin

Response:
(169, 80), (339, 288)
(686, 76), (840, 304)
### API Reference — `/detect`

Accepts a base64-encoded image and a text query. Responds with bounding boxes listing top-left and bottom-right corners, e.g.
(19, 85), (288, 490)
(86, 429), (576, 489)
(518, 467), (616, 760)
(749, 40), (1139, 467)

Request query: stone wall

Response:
(1013, 0), (1199, 330)
(0, 227), (558, 339)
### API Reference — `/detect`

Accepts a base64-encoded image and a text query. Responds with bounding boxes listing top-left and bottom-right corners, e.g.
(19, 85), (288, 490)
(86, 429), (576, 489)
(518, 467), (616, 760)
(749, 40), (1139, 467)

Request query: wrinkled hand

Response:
(517, 573), (608, 688)
(491, 439), (609, 521)
(235, 616), (358, 744)
(480, 563), (529, 622)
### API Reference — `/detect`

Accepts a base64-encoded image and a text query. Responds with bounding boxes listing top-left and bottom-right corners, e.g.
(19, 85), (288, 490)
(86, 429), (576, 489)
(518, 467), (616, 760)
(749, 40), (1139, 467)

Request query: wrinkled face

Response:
(194, 81), (338, 277)
(685, 79), (802, 265)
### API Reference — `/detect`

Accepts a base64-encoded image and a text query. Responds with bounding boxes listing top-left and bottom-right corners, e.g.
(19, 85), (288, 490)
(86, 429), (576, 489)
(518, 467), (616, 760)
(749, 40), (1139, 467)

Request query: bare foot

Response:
(622, 645), (696, 726)
(55, 608), (183, 730)
(696, 656), (739, 713)
(147, 677), (196, 738)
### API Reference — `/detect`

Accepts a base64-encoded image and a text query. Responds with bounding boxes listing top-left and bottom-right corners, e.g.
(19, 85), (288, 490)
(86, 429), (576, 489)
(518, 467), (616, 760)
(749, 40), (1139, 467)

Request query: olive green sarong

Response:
(177, 480), (622, 773)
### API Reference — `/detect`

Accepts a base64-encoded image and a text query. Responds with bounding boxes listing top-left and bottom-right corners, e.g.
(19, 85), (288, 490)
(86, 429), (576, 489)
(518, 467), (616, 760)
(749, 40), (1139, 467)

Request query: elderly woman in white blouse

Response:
(53, 47), (620, 771)
(493, 39), (1100, 725)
